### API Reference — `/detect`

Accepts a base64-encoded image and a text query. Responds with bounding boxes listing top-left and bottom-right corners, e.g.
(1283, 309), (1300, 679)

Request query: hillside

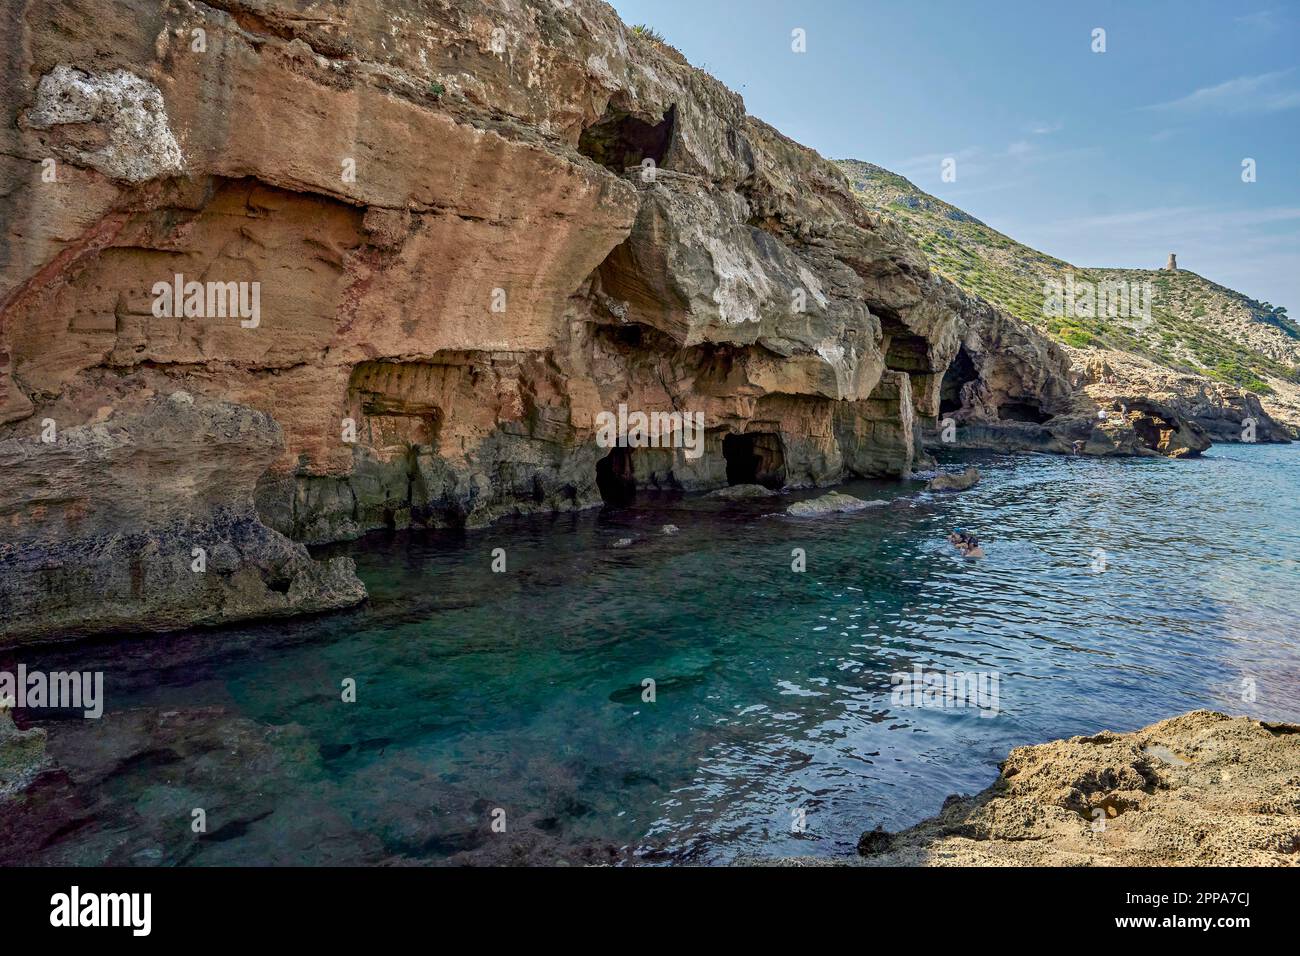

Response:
(837, 160), (1300, 431)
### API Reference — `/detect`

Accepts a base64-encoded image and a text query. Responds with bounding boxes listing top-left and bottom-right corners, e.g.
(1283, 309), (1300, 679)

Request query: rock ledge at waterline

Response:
(741, 711), (1300, 867)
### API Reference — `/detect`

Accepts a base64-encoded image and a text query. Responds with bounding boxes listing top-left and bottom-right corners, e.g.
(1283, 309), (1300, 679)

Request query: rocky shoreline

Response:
(745, 711), (1300, 867)
(0, 0), (1292, 643)
(7, 706), (1296, 865)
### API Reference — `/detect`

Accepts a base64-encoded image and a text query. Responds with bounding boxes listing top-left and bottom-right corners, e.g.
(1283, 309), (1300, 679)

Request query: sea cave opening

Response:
(578, 103), (676, 173)
(1128, 407), (1177, 451)
(596, 447), (637, 506)
(997, 401), (1052, 424)
(939, 347), (978, 416)
(723, 432), (786, 489)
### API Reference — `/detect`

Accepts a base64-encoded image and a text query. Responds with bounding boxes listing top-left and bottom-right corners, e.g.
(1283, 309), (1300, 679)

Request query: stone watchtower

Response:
(1164, 253), (1177, 271)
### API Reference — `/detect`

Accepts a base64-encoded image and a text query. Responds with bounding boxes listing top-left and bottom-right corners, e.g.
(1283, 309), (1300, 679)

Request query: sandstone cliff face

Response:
(0, 0), (1209, 641)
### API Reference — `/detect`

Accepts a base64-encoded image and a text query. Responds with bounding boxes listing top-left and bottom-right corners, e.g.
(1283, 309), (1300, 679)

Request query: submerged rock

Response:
(0, 709), (47, 797)
(708, 484), (779, 500)
(927, 467), (980, 492)
(786, 492), (885, 517)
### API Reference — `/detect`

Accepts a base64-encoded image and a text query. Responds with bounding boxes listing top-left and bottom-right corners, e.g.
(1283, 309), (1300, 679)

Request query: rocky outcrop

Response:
(855, 711), (1300, 866)
(785, 491), (883, 517)
(1074, 350), (1291, 445)
(708, 483), (777, 499)
(927, 466), (979, 492)
(929, 294), (1213, 458)
(0, 389), (365, 643)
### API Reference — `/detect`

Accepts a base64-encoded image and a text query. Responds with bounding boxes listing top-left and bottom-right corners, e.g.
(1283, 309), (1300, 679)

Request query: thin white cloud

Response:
(1235, 9), (1283, 32)
(1142, 69), (1300, 114)
(1032, 205), (1300, 236)
(891, 141), (1099, 184)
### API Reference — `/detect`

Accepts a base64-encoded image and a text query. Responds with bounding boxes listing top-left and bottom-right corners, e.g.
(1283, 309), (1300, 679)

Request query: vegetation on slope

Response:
(837, 160), (1300, 403)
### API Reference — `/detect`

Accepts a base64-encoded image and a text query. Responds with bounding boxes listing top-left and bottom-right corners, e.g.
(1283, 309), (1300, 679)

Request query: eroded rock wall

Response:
(930, 292), (1214, 458)
(0, 0), (1180, 641)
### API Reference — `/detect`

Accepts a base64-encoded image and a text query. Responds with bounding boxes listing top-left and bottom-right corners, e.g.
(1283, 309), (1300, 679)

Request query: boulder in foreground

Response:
(859, 710), (1300, 866)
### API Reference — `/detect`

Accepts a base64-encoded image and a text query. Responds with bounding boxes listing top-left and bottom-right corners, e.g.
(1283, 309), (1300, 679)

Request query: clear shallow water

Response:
(6, 445), (1299, 865)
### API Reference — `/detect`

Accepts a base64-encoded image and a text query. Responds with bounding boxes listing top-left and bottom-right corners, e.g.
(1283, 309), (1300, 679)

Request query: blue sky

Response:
(608, 0), (1300, 313)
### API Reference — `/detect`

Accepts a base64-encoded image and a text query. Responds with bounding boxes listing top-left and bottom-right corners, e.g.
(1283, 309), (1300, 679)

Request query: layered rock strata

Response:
(0, 0), (1243, 640)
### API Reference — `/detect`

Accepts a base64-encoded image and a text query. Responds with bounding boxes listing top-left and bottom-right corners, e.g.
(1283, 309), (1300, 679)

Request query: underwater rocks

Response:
(0, 706), (386, 866)
(785, 491), (885, 517)
(926, 466), (980, 492)
(0, 708), (47, 797)
(857, 711), (1300, 866)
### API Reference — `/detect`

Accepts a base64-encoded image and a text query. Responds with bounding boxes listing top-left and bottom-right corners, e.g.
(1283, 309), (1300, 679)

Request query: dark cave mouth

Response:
(596, 447), (636, 506)
(723, 432), (786, 489)
(939, 347), (978, 417)
(578, 104), (676, 174)
(998, 401), (1053, 425)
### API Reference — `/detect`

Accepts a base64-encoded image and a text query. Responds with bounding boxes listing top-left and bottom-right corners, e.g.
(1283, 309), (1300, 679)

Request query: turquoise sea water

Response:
(5, 445), (1299, 865)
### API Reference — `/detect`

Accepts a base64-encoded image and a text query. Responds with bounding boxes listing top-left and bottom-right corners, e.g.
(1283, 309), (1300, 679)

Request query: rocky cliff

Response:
(0, 0), (1231, 642)
(841, 159), (1299, 442)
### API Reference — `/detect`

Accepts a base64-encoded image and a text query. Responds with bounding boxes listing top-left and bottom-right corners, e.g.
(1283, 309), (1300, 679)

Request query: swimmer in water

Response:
(948, 528), (985, 558)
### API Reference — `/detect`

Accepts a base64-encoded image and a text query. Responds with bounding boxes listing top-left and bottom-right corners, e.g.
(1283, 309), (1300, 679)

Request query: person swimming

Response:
(948, 528), (985, 558)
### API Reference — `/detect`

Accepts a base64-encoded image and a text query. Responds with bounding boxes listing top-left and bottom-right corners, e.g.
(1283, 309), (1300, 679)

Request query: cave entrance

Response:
(997, 401), (1051, 424)
(1129, 408), (1176, 452)
(578, 104), (675, 173)
(878, 307), (931, 375)
(596, 448), (637, 506)
(939, 347), (978, 416)
(723, 433), (786, 489)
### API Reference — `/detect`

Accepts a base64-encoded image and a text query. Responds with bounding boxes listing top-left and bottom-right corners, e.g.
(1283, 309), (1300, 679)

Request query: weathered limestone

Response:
(0, 0), (1235, 639)
(0, 390), (365, 643)
(856, 711), (1300, 866)
(926, 293), (1217, 458)
(1075, 351), (1290, 445)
